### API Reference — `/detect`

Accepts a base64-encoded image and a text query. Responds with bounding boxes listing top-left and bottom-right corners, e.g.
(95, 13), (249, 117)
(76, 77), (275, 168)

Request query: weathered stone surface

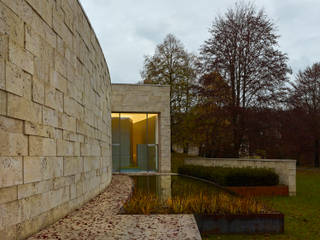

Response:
(5, 61), (24, 96)
(0, 0), (112, 238)
(7, 93), (42, 123)
(24, 121), (55, 139)
(24, 157), (63, 183)
(9, 40), (34, 74)
(0, 115), (23, 133)
(29, 136), (56, 156)
(63, 157), (83, 176)
(0, 131), (28, 157)
(0, 2), (24, 47)
(26, 0), (53, 27)
(0, 33), (9, 60)
(58, 113), (76, 132)
(0, 89), (6, 115)
(0, 58), (5, 90)
(43, 106), (58, 127)
(84, 157), (100, 172)
(32, 77), (45, 104)
(18, 180), (52, 199)
(57, 139), (79, 157)
(50, 70), (67, 93)
(0, 157), (23, 188)
(0, 200), (21, 231)
(80, 143), (100, 157)
(0, 185), (17, 204)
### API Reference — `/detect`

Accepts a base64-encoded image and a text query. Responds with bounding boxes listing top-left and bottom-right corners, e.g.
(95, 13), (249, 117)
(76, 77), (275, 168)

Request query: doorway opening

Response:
(112, 113), (159, 172)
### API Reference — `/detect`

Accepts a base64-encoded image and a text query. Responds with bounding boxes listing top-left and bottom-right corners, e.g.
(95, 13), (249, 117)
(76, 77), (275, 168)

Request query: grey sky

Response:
(79, 0), (320, 83)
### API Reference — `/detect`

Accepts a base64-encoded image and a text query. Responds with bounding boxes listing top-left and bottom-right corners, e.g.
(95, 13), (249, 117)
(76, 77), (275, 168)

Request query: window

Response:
(112, 113), (159, 172)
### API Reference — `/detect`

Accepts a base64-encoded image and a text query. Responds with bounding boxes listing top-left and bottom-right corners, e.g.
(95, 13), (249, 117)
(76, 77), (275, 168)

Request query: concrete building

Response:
(111, 84), (171, 173)
(0, 0), (171, 239)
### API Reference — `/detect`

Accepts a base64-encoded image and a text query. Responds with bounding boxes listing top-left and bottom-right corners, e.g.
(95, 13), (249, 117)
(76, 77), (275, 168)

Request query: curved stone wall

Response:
(0, 0), (112, 239)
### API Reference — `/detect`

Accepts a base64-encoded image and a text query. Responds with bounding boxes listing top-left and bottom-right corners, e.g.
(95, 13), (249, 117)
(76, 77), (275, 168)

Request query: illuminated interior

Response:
(112, 113), (159, 172)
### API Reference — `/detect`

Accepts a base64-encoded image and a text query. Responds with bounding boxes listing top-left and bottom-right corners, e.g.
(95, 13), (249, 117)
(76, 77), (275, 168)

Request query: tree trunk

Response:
(315, 139), (319, 168)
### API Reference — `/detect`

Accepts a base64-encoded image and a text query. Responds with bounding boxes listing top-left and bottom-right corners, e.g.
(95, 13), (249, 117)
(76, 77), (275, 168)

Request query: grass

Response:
(172, 153), (320, 239)
(124, 189), (266, 215)
(204, 168), (320, 240)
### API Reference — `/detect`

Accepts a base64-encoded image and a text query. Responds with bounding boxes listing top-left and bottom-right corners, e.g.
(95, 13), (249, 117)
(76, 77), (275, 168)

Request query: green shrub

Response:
(178, 165), (279, 186)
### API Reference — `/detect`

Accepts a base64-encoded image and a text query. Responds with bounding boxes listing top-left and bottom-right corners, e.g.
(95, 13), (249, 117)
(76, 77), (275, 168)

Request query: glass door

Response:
(111, 113), (159, 172)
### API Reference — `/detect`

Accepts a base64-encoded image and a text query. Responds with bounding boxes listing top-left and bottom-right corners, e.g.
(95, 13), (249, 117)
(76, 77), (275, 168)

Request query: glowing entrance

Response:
(112, 113), (159, 172)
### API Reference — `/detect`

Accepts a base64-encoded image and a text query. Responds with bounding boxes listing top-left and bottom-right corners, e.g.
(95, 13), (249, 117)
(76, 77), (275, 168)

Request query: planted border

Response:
(178, 165), (279, 186)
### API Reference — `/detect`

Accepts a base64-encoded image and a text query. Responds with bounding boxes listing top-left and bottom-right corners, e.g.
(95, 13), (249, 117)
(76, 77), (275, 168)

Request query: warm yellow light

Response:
(111, 113), (158, 123)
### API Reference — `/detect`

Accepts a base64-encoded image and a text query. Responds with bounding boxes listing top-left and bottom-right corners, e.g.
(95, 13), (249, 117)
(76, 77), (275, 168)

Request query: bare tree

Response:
(141, 34), (198, 150)
(289, 62), (320, 167)
(199, 2), (291, 156)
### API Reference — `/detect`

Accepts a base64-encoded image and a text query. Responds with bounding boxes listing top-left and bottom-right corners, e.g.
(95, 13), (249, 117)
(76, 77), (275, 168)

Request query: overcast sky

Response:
(79, 0), (320, 84)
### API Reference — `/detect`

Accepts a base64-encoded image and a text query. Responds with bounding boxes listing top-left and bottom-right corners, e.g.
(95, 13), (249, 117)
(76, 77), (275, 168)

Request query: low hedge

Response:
(178, 165), (279, 186)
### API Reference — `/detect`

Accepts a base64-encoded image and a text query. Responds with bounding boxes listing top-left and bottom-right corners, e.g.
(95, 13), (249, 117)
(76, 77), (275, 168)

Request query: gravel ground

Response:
(28, 175), (201, 240)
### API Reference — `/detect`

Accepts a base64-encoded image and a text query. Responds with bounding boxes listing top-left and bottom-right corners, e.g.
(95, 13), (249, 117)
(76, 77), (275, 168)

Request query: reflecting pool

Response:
(131, 175), (224, 201)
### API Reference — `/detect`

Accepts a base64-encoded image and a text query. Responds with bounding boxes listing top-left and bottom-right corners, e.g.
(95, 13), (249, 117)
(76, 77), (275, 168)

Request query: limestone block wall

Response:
(111, 84), (171, 173)
(0, 0), (112, 239)
(185, 158), (297, 196)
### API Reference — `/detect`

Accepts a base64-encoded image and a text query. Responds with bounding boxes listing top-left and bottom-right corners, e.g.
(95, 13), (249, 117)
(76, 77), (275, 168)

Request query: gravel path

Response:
(28, 175), (202, 240)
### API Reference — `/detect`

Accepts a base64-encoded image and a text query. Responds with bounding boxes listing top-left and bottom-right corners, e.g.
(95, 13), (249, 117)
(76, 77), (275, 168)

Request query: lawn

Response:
(171, 153), (320, 239)
(204, 168), (320, 240)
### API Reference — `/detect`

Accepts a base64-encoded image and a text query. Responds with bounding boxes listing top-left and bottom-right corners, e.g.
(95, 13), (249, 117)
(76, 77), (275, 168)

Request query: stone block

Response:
(24, 121), (55, 139)
(56, 90), (63, 112)
(0, 115), (23, 133)
(0, 157), (22, 188)
(0, 2), (24, 47)
(22, 72), (32, 100)
(0, 130), (28, 157)
(0, 33), (9, 60)
(49, 186), (70, 209)
(26, 0), (53, 27)
(80, 143), (100, 157)
(53, 7), (73, 48)
(64, 95), (83, 119)
(0, 58), (5, 90)
(7, 93), (42, 123)
(50, 70), (67, 93)
(44, 84), (57, 110)
(18, 180), (52, 199)
(24, 157), (63, 183)
(63, 157), (83, 176)
(84, 157), (100, 172)
(0, 200), (21, 231)
(54, 51), (67, 78)
(19, 192), (50, 222)
(70, 184), (76, 200)
(32, 77), (45, 104)
(63, 130), (84, 142)
(0, 185), (17, 204)
(0, 223), (17, 239)
(58, 113), (76, 132)
(57, 139), (79, 156)
(0, 90), (6, 115)
(29, 136), (56, 156)
(43, 106), (58, 127)
(9, 40), (34, 75)
(67, 80), (83, 104)
(5, 61), (24, 96)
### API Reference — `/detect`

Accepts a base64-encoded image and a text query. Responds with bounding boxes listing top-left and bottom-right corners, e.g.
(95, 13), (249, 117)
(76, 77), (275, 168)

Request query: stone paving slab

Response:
(28, 175), (202, 240)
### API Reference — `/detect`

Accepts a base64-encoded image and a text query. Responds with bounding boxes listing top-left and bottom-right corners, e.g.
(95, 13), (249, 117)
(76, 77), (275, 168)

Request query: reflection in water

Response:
(132, 175), (172, 201)
(131, 175), (223, 201)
